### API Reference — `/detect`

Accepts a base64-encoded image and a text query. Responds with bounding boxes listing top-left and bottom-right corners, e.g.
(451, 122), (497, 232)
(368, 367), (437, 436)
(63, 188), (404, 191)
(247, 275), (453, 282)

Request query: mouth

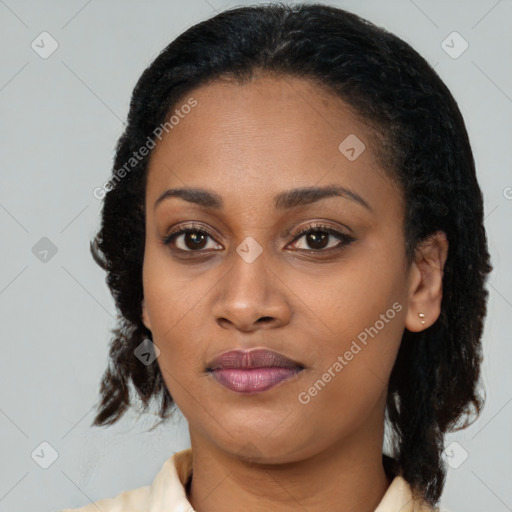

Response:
(206, 348), (305, 394)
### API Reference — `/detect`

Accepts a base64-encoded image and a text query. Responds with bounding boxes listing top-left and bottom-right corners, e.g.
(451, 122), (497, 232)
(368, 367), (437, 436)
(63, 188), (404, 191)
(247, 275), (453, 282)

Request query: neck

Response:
(186, 404), (392, 512)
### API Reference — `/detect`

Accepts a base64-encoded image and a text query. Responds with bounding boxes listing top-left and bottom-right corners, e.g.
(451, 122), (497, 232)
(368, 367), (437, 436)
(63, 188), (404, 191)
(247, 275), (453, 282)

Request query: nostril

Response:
(257, 316), (274, 323)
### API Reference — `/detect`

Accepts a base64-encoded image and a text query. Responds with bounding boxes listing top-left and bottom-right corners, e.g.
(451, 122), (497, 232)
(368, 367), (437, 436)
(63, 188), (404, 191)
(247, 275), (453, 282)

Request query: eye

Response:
(160, 223), (223, 252)
(160, 221), (355, 254)
(287, 223), (355, 252)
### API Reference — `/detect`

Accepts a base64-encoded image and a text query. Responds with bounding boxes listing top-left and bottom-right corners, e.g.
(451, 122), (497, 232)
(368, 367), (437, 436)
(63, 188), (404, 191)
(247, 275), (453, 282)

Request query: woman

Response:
(61, 3), (492, 511)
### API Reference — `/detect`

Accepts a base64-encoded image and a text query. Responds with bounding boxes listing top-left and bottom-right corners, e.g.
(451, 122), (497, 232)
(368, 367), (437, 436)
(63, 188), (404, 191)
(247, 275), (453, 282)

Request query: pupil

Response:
(308, 231), (328, 249)
(186, 232), (207, 250)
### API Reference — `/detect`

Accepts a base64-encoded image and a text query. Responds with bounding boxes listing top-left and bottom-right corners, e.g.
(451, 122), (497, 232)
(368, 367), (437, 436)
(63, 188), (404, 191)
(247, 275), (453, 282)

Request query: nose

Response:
(212, 246), (292, 332)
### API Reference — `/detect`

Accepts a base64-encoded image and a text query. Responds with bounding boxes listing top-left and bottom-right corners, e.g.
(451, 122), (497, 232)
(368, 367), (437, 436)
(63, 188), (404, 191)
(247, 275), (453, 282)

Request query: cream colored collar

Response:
(147, 448), (434, 512)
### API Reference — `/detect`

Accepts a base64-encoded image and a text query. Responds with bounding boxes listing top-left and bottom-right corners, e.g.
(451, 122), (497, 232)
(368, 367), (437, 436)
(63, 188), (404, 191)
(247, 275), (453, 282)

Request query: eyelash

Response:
(159, 222), (356, 255)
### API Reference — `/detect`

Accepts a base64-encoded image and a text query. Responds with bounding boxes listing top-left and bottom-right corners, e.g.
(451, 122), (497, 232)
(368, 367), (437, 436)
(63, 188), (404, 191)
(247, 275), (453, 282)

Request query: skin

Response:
(141, 74), (448, 512)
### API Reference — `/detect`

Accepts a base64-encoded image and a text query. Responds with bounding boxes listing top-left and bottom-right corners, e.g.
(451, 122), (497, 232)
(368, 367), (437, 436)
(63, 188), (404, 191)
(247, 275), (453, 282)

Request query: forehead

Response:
(145, 74), (398, 214)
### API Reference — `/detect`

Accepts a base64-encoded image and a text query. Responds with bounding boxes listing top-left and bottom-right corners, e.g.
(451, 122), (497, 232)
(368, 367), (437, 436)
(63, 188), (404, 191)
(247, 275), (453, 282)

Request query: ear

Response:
(141, 298), (152, 331)
(405, 230), (449, 332)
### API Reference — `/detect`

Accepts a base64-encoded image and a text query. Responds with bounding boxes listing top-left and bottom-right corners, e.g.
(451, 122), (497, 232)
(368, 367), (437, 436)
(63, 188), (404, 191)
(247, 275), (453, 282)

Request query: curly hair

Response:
(89, 2), (493, 507)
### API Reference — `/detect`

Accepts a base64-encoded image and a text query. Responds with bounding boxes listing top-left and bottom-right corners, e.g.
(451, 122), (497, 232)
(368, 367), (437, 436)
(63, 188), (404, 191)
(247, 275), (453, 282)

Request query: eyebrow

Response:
(154, 184), (372, 212)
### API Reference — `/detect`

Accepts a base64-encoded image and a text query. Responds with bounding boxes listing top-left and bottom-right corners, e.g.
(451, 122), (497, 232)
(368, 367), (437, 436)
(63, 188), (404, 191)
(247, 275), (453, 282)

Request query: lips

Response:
(206, 348), (304, 394)
(207, 348), (303, 371)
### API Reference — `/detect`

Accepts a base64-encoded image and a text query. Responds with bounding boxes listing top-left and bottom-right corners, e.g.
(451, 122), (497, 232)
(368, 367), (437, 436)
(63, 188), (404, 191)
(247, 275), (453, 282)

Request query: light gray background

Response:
(0, 1), (510, 511)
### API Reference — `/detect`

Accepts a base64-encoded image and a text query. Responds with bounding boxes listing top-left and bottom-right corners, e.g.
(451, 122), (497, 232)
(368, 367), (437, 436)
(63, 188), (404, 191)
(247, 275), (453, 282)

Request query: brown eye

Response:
(161, 224), (223, 252)
(179, 231), (209, 250)
(288, 224), (355, 252)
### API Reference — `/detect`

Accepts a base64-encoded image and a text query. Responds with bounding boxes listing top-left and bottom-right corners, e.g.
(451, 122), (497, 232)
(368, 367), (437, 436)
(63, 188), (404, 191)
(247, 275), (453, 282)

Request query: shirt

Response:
(59, 448), (436, 511)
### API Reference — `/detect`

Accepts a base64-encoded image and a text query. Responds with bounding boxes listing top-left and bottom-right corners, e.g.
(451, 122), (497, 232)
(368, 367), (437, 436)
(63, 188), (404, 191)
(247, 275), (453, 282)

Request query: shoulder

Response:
(57, 449), (192, 512)
(378, 455), (438, 512)
(59, 448), (193, 512)
(58, 483), (151, 512)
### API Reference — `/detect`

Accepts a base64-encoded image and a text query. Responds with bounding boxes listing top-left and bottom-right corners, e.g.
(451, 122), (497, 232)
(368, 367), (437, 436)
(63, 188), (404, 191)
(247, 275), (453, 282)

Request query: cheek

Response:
(298, 242), (407, 402)
(143, 240), (203, 326)
(141, 247), (210, 370)
(306, 256), (405, 342)
(294, 316), (404, 446)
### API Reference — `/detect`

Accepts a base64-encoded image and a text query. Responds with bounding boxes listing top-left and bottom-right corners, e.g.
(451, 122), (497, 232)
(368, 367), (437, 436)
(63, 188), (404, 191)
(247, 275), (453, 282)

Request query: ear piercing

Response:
(418, 312), (426, 325)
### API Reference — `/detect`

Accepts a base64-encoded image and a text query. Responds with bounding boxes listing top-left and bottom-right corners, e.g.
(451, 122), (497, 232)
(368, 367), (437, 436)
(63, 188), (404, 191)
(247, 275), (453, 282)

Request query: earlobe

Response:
(404, 230), (449, 333)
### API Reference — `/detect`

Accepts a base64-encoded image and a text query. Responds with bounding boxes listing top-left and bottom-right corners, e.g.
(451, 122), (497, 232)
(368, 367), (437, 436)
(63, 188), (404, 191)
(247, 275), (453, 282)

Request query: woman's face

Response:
(142, 75), (415, 462)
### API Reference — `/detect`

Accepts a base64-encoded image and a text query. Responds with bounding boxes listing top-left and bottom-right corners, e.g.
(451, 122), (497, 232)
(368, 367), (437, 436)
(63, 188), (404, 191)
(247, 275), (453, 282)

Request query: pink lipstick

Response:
(206, 348), (304, 394)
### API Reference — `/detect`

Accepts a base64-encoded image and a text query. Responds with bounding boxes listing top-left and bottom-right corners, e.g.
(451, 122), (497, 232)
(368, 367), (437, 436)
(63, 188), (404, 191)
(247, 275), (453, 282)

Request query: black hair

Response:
(89, 3), (493, 507)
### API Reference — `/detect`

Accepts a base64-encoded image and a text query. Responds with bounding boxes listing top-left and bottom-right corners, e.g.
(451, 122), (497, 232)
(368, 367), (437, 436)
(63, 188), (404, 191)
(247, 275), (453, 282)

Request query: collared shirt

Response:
(60, 448), (435, 512)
